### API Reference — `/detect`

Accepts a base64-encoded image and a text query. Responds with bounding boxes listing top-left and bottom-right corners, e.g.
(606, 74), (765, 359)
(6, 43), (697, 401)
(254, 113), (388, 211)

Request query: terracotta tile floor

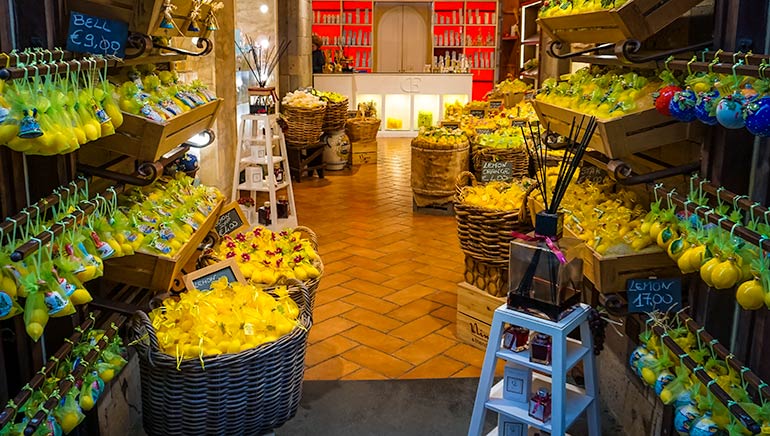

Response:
(293, 138), (502, 380)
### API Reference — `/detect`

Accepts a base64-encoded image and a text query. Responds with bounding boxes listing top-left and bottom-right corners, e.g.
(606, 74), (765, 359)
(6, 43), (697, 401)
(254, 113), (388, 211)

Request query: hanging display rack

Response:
(22, 315), (124, 436)
(0, 177), (87, 239)
(546, 39), (713, 63)
(650, 321), (761, 434)
(77, 144), (191, 187)
(9, 184), (125, 262)
(0, 316), (96, 429)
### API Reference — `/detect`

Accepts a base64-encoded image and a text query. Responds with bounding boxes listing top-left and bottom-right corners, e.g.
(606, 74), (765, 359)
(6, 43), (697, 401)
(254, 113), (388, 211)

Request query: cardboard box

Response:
(352, 151), (377, 164)
(352, 139), (377, 164)
(456, 281), (505, 350)
(498, 417), (527, 436)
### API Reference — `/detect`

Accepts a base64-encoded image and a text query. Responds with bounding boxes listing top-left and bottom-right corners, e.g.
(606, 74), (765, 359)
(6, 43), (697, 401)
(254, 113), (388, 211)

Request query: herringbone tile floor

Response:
(293, 138), (504, 380)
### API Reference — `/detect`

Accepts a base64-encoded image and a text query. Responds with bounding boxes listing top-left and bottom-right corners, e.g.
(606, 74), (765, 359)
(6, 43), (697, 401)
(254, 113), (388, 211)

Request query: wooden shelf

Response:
(521, 37), (540, 45)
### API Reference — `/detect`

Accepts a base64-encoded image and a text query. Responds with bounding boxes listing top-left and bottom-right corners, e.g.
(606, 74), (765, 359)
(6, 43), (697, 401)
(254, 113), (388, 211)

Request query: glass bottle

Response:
(502, 325), (530, 352)
(528, 388), (552, 422)
(529, 333), (552, 365)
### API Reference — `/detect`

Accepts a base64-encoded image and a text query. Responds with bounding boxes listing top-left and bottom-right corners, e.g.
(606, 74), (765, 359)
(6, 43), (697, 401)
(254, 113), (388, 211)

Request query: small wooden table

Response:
(287, 142), (326, 182)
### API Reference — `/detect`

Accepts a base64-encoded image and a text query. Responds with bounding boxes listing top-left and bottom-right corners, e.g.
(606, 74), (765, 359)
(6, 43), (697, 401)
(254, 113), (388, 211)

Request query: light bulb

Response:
(260, 4), (268, 14)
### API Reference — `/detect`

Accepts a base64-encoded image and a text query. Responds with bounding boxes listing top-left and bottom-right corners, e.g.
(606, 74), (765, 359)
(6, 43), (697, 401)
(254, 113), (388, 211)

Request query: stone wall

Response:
(278, 0), (313, 96)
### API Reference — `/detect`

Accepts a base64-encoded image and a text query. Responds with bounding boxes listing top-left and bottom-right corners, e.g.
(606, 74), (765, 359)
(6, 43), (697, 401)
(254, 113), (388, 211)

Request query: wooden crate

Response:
(537, 0), (707, 44)
(532, 100), (703, 159)
(104, 198), (223, 291)
(90, 99), (222, 162)
(352, 139), (377, 164)
(456, 281), (505, 350)
(527, 197), (677, 293)
(464, 255), (508, 298)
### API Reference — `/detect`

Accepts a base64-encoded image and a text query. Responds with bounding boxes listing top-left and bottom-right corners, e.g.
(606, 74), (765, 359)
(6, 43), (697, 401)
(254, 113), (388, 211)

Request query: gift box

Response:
(498, 416), (527, 436)
(503, 363), (531, 403)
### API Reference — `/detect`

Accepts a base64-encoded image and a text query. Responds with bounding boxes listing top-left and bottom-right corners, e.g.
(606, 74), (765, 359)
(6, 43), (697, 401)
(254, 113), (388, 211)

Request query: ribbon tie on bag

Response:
(510, 231), (567, 264)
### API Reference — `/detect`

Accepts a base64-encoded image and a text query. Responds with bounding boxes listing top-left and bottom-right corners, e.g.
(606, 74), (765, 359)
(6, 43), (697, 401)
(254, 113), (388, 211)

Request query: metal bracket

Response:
(125, 32), (153, 59)
(616, 39), (713, 64)
(546, 41), (615, 59)
(154, 37), (214, 57)
(77, 162), (160, 186)
(616, 162), (701, 185)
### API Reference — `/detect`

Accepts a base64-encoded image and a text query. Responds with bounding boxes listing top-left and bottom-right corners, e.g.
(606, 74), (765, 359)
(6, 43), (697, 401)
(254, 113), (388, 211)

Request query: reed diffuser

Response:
(237, 35), (290, 114)
(507, 116), (597, 320)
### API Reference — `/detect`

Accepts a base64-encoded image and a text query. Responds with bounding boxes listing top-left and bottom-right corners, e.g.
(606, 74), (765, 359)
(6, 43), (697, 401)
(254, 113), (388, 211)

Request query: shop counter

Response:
(313, 73), (472, 137)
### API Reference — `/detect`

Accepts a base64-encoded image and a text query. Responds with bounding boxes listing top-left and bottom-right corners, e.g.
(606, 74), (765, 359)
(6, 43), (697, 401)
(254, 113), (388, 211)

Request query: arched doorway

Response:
(375, 3), (430, 72)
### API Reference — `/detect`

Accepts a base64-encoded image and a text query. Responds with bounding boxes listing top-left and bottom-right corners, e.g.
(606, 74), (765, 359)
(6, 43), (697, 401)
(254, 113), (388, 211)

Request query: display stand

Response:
(469, 303), (600, 436)
(232, 114), (298, 231)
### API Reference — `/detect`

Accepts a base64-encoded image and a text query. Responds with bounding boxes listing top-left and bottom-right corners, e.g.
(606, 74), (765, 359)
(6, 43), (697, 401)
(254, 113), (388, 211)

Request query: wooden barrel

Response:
(411, 138), (470, 207)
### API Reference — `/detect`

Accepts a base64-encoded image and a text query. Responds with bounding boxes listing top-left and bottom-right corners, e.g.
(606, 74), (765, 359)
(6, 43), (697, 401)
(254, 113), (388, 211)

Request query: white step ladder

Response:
(232, 113), (298, 231)
(468, 303), (600, 436)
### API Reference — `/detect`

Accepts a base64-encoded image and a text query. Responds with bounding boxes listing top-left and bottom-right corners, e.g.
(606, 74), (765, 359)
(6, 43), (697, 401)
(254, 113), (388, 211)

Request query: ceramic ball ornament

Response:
(669, 89), (697, 122)
(716, 93), (746, 129)
(653, 85), (682, 116)
(744, 97), (770, 137)
(695, 90), (720, 125)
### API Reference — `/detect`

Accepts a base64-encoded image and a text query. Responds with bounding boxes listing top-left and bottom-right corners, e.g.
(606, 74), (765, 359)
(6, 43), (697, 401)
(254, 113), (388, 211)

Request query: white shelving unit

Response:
(469, 303), (600, 436)
(232, 114), (298, 231)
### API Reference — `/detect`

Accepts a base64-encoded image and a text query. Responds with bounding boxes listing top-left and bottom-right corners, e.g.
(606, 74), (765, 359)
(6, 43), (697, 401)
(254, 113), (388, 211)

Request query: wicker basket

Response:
(472, 146), (529, 179)
(454, 171), (535, 264)
(282, 105), (325, 146)
(196, 225), (323, 311)
(131, 282), (313, 436)
(323, 99), (349, 133)
(346, 118), (381, 141)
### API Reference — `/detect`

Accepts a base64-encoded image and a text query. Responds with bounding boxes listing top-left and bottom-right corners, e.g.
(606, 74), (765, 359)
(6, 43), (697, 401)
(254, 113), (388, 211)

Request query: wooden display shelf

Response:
(89, 99), (222, 162)
(532, 100), (703, 159)
(537, 0), (706, 44)
(104, 198), (223, 292)
(527, 197), (678, 293)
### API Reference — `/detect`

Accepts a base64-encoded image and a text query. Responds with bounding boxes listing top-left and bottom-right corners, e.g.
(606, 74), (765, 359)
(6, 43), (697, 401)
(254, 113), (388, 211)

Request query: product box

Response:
(497, 416), (527, 436)
(503, 363), (531, 403)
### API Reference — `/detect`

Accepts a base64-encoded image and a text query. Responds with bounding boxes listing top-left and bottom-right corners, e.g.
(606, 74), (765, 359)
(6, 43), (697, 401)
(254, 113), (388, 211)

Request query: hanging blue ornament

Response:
(18, 108), (43, 138)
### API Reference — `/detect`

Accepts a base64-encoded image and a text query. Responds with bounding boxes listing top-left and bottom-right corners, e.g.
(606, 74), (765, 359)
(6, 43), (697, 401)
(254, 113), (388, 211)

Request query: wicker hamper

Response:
(132, 283), (313, 436)
(411, 137), (470, 207)
(471, 146), (529, 180)
(345, 118), (381, 141)
(282, 105), (325, 146)
(323, 99), (349, 132)
(454, 171), (534, 265)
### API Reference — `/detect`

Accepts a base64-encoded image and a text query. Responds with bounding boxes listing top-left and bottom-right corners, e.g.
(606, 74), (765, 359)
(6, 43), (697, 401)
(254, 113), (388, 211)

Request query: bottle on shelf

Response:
(277, 195), (290, 219)
(258, 201), (272, 226)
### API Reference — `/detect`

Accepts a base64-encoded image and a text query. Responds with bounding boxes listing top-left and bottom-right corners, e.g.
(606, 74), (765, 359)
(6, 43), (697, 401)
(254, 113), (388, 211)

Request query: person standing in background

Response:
(312, 34), (325, 74)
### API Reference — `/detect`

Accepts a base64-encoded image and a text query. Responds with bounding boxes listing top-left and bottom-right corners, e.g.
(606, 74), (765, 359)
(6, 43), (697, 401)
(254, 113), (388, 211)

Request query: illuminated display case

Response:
(314, 73), (472, 137)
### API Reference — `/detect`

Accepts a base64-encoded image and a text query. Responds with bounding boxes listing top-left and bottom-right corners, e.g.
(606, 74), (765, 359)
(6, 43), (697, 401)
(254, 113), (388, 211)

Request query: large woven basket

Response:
(282, 105), (325, 146)
(472, 146), (529, 179)
(411, 137), (470, 207)
(346, 118), (381, 141)
(132, 282), (313, 436)
(454, 171), (534, 264)
(322, 99), (349, 133)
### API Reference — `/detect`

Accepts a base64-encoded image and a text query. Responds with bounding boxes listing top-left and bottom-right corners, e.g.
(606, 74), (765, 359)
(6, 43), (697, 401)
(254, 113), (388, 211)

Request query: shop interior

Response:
(0, 0), (769, 435)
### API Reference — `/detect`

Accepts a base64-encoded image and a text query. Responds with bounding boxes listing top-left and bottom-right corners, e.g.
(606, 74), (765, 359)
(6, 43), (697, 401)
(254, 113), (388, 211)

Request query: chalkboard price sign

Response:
(66, 11), (128, 57)
(488, 99), (504, 110)
(481, 161), (514, 182)
(627, 278), (682, 313)
(183, 258), (246, 292)
(475, 128), (495, 135)
(441, 121), (460, 129)
(469, 109), (487, 118)
(215, 201), (250, 237)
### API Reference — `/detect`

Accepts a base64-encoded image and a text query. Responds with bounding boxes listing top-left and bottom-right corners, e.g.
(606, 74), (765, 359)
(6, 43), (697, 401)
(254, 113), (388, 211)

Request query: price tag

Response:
(441, 121), (460, 129)
(183, 258), (246, 292)
(469, 109), (487, 118)
(215, 201), (250, 237)
(627, 278), (682, 313)
(488, 99), (504, 110)
(481, 161), (514, 182)
(66, 11), (128, 57)
(475, 128), (495, 135)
